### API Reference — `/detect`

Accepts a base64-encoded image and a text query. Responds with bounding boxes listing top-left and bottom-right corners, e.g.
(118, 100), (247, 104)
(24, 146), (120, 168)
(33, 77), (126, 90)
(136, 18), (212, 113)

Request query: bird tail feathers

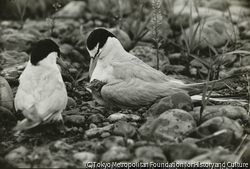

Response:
(12, 110), (55, 133)
(179, 75), (238, 95)
(191, 95), (248, 106)
(13, 118), (41, 131)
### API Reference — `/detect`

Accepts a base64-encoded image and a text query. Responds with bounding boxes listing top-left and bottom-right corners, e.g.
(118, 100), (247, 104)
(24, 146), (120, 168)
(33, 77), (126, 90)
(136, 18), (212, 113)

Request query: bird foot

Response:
(87, 79), (106, 92)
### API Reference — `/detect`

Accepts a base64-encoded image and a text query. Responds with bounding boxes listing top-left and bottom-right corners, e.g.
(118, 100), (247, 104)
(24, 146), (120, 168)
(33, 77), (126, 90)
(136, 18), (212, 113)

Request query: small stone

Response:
(101, 146), (132, 162)
(89, 123), (97, 129)
(113, 121), (137, 138)
(101, 136), (134, 150)
(73, 152), (96, 168)
(78, 127), (84, 133)
(139, 109), (196, 142)
(193, 117), (244, 146)
(23, 20), (49, 32)
(178, 147), (236, 163)
(108, 113), (141, 123)
(0, 106), (16, 122)
(1, 28), (39, 51)
(52, 140), (73, 151)
(85, 124), (114, 138)
(60, 43), (73, 56)
(94, 20), (102, 26)
(101, 132), (110, 138)
(135, 146), (167, 162)
(0, 76), (14, 111)
(102, 122), (110, 126)
(87, 113), (106, 124)
(180, 16), (239, 49)
(146, 92), (193, 117)
(5, 146), (28, 162)
(67, 97), (77, 108)
(168, 53), (182, 61)
(130, 46), (169, 68)
(172, 5), (223, 29)
(190, 105), (250, 125)
(161, 143), (207, 162)
(241, 142), (250, 164)
(73, 127), (78, 132)
(189, 59), (209, 75)
(54, 1), (87, 18)
(65, 115), (85, 127)
(161, 64), (186, 74)
(62, 108), (80, 116)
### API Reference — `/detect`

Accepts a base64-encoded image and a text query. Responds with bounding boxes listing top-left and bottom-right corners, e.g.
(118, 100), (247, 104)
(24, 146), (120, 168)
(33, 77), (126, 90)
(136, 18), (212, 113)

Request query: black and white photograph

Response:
(0, 0), (250, 168)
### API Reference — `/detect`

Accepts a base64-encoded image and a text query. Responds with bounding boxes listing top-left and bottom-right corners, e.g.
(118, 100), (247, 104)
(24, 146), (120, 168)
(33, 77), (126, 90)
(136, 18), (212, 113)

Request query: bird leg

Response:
(56, 119), (72, 134)
(87, 79), (106, 92)
(86, 79), (107, 107)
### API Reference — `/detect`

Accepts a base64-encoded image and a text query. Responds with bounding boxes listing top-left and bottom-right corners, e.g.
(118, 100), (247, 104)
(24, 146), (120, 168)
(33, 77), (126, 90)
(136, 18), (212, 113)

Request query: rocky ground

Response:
(1, 0), (250, 168)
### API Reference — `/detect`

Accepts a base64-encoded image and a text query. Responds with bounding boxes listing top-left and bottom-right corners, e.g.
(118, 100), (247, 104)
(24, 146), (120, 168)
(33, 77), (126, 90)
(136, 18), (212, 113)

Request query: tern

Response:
(13, 39), (68, 132)
(86, 28), (235, 109)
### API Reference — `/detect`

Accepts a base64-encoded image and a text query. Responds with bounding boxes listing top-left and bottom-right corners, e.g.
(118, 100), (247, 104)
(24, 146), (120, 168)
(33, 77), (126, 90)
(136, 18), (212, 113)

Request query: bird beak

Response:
(56, 57), (68, 70)
(89, 55), (99, 78)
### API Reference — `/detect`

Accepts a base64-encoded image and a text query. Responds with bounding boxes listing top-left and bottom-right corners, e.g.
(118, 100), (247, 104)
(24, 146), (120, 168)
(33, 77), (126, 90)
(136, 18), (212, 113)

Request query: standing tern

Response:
(13, 39), (68, 132)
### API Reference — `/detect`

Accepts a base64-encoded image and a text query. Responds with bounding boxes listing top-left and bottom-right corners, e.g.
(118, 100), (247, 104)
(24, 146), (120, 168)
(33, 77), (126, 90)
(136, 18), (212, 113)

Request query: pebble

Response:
(130, 46), (169, 68)
(161, 64), (186, 74)
(192, 116), (244, 146)
(241, 142), (250, 164)
(113, 121), (137, 138)
(62, 108), (80, 116)
(67, 97), (77, 108)
(52, 140), (73, 151)
(73, 152), (96, 168)
(72, 127), (78, 132)
(101, 132), (111, 138)
(145, 92), (193, 117)
(139, 109), (196, 142)
(85, 124), (114, 138)
(0, 51), (29, 69)
(135, 146), (167, 162)
(108, 113), (141, 123)
(64, 115), (85, 127)
(54, 1), (87, 18)
(176, 147), (236, 163)
(101, 146), (132, 162)
(78, 127), (84, 133)
(5, 146), (28, 162)
(101, 136), (134, 150)
(173, 5), (223, 29)
(1, 28), (39, 51)
(161, 142), (208, 162)
(0, 76), (14, 111)
(180, 16), (239, 49)
(0, 106), (16, 122)
(189, 59), (209, 75)
(89, 123), (97, 129)
(87, 113), (106, 124)
(190, 105), (249, 124)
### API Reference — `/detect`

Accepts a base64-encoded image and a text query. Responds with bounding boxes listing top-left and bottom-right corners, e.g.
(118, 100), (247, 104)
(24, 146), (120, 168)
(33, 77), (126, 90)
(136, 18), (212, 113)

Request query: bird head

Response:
(86, 28), (117, 78)
(30, 39), (64, 68)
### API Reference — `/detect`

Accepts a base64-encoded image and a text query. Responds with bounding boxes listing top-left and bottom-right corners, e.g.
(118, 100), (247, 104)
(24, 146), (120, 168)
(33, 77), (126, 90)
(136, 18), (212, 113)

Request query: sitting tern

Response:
(13, 39), (68, 132)
(86, 28), (234, 109)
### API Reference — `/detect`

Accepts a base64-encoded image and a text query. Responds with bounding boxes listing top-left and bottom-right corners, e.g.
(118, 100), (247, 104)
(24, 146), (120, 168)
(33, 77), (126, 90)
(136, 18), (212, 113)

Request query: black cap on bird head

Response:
(31, 39), (60, 66)
(86, 28), (116, 51)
